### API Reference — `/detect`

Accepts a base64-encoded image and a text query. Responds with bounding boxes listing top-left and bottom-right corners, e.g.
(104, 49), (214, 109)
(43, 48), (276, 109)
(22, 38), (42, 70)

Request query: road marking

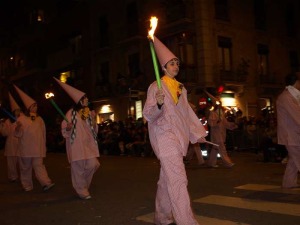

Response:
(194, 195), (300, 216)
(137, 184), (300, 224)
(136, 212), (250, 225)
(235, 183), (300, 194)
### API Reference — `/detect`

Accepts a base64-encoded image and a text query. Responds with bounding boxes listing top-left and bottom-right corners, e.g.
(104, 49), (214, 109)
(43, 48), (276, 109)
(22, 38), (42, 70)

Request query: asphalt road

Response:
(0, 149), (299, 225)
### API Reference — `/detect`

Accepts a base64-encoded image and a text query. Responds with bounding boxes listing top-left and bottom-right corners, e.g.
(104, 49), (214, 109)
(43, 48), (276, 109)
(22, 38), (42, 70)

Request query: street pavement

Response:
(0, 149), (299, 225)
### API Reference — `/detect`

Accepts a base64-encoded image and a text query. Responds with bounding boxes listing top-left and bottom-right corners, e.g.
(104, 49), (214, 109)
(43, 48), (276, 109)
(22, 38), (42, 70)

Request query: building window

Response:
(218, 36), (232, 72)
(178, 33), (196, 82)
(126, 1), (139, 36)
(30, 9), (45, 24)
(70, 34), (82, 54)
(95, 62), (110, 98)
(98, 15), (109, 47)
(253, 0), (267, 30)
(37, 9), (44, 22)
(178, 33), (195, 66)
(220, 91), (236, 107)
(257, 44), (269, 78)
(285, 3), (297, 37)
(128, 53), (140, 78)
(97, 61), (110, 84)
(214, 0), (229, 21)
(289, 51), (299, 72)
(135, 100), (142, 120)
(162, 0), (186, 23)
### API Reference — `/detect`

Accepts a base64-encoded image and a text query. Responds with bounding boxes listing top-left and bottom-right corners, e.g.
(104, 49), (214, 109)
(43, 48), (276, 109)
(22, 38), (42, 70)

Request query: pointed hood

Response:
(8, 92), (20, 112)
(204, 90), (220, 105)
(153, 35), (178, 68)
(53, 77), (86, 104)
(14, 85), (36, 110)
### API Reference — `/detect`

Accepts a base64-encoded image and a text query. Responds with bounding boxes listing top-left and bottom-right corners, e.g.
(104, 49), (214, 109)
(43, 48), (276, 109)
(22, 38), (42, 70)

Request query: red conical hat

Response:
(53, 77), (86, 104)
(153, 35), (178, 68)
(14, 85), (36, 110)
(8, 92), (20, 112)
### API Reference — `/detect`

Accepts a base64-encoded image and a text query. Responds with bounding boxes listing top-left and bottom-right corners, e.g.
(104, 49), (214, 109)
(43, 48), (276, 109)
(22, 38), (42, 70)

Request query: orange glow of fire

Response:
(148, 16), (158, 40)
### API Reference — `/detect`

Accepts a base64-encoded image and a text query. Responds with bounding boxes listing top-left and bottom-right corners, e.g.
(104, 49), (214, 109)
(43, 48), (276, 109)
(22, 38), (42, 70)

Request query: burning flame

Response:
(148, 16), (158, 40)
(45, 92), (54, 99)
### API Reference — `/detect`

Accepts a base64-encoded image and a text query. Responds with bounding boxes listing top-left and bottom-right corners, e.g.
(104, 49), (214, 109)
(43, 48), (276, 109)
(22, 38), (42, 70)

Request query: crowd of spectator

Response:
(2, 108), (287, 163)
(225, 110), (287, 163)
(97, 117), (151, 157)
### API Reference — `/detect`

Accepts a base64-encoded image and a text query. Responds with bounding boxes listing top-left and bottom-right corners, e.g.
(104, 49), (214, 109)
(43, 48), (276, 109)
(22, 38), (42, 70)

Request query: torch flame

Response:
(45, 92), (54, 99)
(148, 16), (158, 41)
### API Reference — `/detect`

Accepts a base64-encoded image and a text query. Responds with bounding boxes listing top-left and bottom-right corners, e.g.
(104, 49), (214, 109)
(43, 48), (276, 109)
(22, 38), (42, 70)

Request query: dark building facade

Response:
(0, 0), (299, 123)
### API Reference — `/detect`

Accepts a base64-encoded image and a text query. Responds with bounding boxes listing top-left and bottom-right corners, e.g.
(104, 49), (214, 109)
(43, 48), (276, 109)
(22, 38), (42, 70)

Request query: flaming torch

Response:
(45, 92), (68, 122)
(147, 16), (161, 89)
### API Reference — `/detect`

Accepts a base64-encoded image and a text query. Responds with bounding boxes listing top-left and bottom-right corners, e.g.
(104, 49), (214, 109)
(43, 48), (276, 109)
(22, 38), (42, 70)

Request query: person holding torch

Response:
(143, 33), (207, 224)
(13, 85), (55, 192)
(205, 91), (237, 168)
(0, 92), (21, 183)
(54, 77), (100, 200)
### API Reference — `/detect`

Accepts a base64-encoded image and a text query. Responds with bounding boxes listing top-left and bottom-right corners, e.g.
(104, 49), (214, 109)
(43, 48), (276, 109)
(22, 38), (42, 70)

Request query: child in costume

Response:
(14, 85), (55, 192)
(143, 36), (207, 225)
(54, 78), (100, 200)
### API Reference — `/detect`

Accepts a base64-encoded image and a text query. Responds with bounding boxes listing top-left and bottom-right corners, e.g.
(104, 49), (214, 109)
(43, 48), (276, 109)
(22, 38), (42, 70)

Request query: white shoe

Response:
(207, 164), (219, 168)
(43, 183), (55, 191)
(225, 163), (235, 168)
(80, 195), (92, 200)
(24, 187), (33, 192)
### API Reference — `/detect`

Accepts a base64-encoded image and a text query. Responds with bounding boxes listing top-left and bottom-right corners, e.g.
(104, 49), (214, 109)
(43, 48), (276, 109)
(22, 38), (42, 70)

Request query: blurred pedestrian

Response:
(184, 103), (206, 166)
(14, 85), (55, 192)
(143, 36), (207, 225)
(0, 92), (21, 182)
(206, 96), (237, 168)
(185, 143), (205, 166)
(276, 72), (300, 188)
(54, 77), (100, 199)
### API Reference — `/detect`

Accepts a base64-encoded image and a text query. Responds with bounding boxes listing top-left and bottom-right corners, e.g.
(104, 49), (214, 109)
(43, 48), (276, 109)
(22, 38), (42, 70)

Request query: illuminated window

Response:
(37, 9), (44, 22)
(258, 98), (270, 110)
(135, 100), (142, 120)
(220, 92), (236, 107)
(100, 105), (112, 114)
(30, 9), (44, 23)
(97, 105), (114, 123)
